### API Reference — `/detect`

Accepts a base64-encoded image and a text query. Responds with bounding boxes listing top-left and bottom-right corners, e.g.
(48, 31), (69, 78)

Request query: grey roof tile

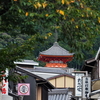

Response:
(48, 89), (72, 100)
(49, 89), (68, 94)
(31, 67), (74, 79)
(40, 42), (74, 56)
(14, 60), (39, 65)
(32, 72), (59, 79)
(33, 67), (67, 74)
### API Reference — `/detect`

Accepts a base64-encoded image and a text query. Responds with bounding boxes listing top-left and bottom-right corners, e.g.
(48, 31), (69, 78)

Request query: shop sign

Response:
(18, 83), (30, 95)
(82, 76), (91, 99)
(75, 73), (84, 97)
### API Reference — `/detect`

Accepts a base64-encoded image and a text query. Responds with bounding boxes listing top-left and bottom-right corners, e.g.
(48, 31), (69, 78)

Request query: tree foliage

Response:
(0, 0), (100, 80)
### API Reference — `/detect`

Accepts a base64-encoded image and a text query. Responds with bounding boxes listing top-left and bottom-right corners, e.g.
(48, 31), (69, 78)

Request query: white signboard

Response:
(18, 83), (30, 95)
(2, 69), (8, 95)
(75, 73), (84, 97)
(82, 76), (91, 99)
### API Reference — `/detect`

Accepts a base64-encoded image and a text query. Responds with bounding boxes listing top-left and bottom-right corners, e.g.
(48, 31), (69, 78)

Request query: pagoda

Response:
(38, 42), (74, 68)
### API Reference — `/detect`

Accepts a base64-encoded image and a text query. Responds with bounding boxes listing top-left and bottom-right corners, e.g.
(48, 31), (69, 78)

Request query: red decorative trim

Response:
(38, 55), (73, 63)
(39, 54), (73, 57)
(45, 63), (67, 68)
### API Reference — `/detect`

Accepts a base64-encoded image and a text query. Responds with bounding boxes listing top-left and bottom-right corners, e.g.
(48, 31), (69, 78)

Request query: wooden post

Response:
(99, 60), (100, 78)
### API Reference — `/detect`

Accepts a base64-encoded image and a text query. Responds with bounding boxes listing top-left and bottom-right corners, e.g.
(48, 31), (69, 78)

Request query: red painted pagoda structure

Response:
(38, 42), (74, 68)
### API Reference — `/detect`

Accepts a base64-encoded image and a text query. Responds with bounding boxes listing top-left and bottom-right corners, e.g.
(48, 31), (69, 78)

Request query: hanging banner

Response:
(18, 83), (30, 95)
(82, 76), (91, 99)
(2, 69), (8, 95)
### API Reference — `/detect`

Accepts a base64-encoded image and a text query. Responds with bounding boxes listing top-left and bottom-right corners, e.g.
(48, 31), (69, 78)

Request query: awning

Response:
(89, 89), (100, 99)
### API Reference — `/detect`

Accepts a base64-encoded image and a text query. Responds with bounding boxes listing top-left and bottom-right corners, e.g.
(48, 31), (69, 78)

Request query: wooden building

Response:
(81, 47), (100, 99)
(9, 66), (54, 100)
(14, 60), (75, 100)
(47, 74), (75, 88)
(30, 66), (75, 89)
(31, 66), (75, 100)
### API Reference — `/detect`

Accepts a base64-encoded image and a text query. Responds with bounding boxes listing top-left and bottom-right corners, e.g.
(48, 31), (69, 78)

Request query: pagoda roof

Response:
(39, 42), (74, 56)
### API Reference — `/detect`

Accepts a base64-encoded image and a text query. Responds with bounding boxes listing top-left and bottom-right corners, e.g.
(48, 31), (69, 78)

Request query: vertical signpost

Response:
(82, 76), (91, 99)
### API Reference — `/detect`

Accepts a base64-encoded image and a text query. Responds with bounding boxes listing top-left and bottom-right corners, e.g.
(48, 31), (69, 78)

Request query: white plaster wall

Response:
(98, 96), (100, 100)
(2, 95), (13, 100)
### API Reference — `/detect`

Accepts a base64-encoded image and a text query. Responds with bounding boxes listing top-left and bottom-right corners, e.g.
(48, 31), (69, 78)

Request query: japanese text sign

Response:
(75, 73), (84, 97)
(82, 76), (91, 99)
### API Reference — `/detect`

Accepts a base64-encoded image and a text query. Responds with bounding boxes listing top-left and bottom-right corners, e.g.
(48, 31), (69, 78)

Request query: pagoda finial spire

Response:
(55, 29), (58, 42)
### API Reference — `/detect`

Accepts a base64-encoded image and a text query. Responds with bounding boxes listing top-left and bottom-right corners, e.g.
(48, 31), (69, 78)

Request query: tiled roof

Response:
(16, 66), (46, 81)
(49, 88), (68, 94)
(81, 58), (96, 72)
(32, 72), (59, 79)
(22, 67), (74, 79)
(33, 67), (67, 74)
(48, 89), (72, 100)
(40, 42), (74, 56)
(16, 66), (54, 89)
(14, 60), (39, 65)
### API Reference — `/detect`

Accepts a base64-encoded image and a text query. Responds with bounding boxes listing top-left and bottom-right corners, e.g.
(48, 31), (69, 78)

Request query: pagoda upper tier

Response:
(38, 42), (74, 63)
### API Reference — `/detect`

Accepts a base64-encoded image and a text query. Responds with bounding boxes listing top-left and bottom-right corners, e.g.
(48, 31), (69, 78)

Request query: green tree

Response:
(0, 0), (100, 80)
(1, 0), (100, 57)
